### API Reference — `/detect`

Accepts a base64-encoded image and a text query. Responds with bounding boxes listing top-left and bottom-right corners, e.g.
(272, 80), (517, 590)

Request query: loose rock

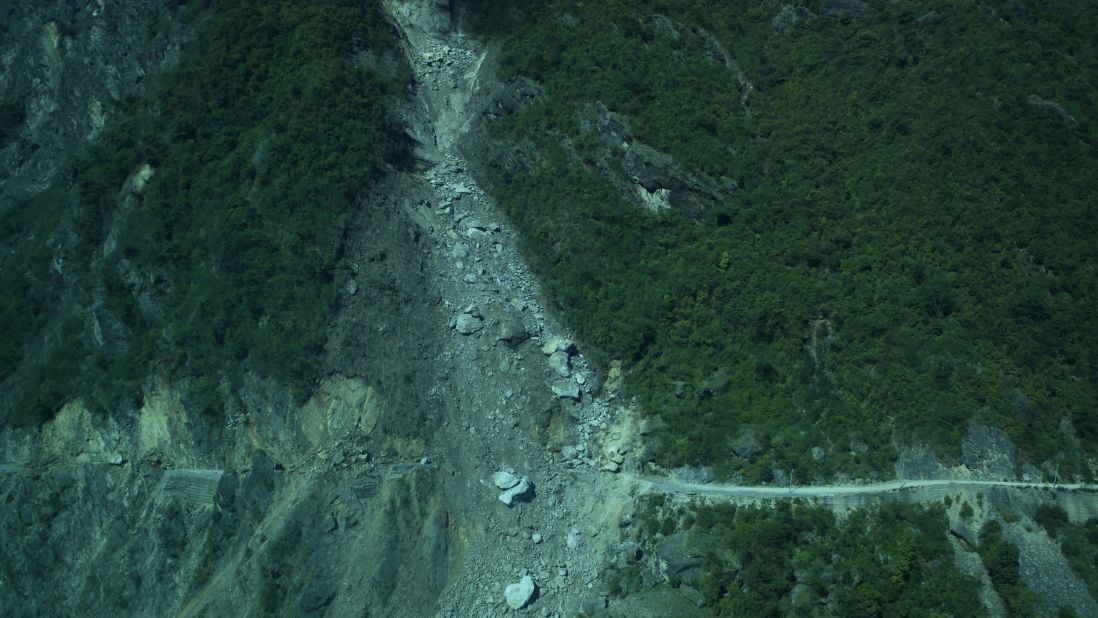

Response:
(552, 381), (580, 400)
(493, 470), (520, 490)
(504, 575), (536, 610)
(455, 313), (483, 335)
(498, 477), (533, 506)
(497, 316), (528, 344)
(548, 351), (571, 377)
(541, 336), (573, 356)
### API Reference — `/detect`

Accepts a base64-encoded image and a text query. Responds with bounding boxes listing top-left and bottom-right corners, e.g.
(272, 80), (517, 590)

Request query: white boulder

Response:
(493, 470), (520, 490)
(498, 476), (532, 506)
(541, 336), (573, 355)
(504, 575), (536, 610)
(548, 351), (571, 377)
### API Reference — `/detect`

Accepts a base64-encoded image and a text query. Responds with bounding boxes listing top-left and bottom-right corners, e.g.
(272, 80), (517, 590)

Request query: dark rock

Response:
(560, 399), (584, 422)
(298, 582), (336, 612)
(698, 368), (731, 399)
(581, 594), (608, 613)
(497, 315), (528, 344)
(949, 520), (978, 546)
(821, 0), (870, 18)
(616, 541), (643, 567)
(640, 437), (662, 462)
(658, 533), (705, 584)
(483, 77), (543, 118)
(731, 431), (762, 459)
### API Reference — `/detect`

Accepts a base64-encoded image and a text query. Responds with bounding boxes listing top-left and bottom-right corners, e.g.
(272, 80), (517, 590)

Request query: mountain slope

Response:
(461, 0), (1098, 483)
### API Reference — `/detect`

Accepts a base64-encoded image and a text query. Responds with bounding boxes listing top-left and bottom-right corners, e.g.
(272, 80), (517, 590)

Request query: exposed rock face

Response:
(657, 533), (705, 584)
(962, 424), (1018, 480)
(670, 466), (716, 485)
(0, 448), (451, 618)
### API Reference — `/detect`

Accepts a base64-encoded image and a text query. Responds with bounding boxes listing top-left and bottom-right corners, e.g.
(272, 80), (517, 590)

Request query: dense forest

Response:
(617, 496), (986, 616)
(469, 0), (1098, 480)
(0, 0), (408, 424)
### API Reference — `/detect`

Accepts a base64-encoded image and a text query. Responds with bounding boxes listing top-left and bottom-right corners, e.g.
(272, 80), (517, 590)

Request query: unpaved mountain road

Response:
(635, 476), (1098, 498)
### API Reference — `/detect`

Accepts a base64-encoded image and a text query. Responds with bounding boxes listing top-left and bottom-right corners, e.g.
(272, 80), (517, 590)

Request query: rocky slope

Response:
(2, 2), (1096, 617)
(1, 1), (639, 615)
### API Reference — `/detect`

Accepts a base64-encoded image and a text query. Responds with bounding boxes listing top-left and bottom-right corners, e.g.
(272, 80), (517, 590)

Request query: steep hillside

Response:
(0, 2), (453, 615)
(0, 0), (412, 429)
(2, 1), (1097, 617)
(460, 0), (1098, 483)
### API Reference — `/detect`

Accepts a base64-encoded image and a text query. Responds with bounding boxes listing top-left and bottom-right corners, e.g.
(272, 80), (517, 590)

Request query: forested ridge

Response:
(619, 496), (986, 616)
(468, 0), (1098, 481)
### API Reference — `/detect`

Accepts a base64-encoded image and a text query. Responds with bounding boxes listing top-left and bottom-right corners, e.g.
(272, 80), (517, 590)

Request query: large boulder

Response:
(497, 315), (528, 345)
(498, 477), (533, 507)
(541, 335), (574, 356)
(455, 313), (483, 335)
(552, 381), (580, 400)
(493, 470), (520, 490)
(504, 575), (536, 609)
(548, 351), (571, 377)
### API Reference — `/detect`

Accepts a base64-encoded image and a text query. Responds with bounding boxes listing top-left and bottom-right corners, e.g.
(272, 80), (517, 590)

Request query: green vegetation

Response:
(0, 0), (407, 423)
(976, 520), (1038, 616)
(0, 100), (24, 144)
(469, 0), (1098, 479)
(960, 501), (974, 520)
(1035, 505), (1098, 601)
(615, 496), (982, 616)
